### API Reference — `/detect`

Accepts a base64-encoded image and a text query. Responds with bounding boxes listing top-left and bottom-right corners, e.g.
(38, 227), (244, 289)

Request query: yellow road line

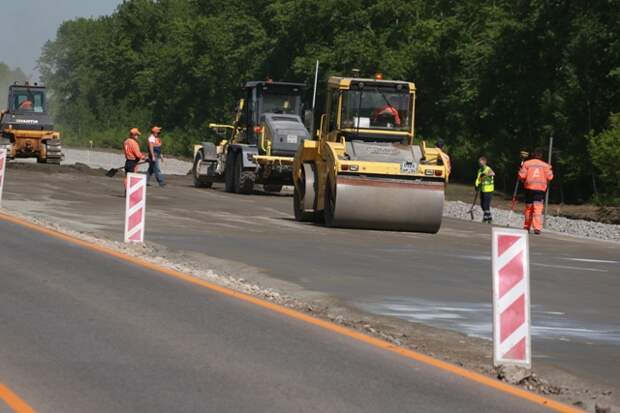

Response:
(0, 383), (37, 413)
(0, 212), (583, 413)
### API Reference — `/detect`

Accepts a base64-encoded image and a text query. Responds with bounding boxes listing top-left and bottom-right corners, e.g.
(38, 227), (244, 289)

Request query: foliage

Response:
(588, 113), (620, 198)
(0, 63), (28, 102)
(37, 0), (620, 202)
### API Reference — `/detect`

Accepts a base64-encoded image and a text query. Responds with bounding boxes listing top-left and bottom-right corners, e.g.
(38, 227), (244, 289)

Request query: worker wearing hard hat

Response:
(519, 149), (553, 234)
(123, 127), (145, 178)
(147, 126), (166, 187)
(475, 156), (495, 223)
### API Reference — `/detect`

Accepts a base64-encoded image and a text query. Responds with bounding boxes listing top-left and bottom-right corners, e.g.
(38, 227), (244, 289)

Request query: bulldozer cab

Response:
(239, 81), (305, 144)
(8, 85), (47, 114)
(2, 83), (54, 131)
(321, 77), (415, 144)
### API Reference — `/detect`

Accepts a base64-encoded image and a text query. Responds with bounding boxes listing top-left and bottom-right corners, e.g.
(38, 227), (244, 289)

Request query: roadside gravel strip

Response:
(64, 148), (620, 242)
(444, 201), (620, 242)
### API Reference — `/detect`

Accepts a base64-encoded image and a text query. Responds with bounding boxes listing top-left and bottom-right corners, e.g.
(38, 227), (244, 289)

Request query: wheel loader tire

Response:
(224, 151), (236, 193)
(264, 184), (282, 193)
(234, 153), (255, 194)
(192, 151), (213, 188)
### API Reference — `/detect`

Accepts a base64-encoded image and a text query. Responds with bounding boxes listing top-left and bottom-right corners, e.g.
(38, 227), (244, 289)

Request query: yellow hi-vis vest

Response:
(476, 165), (494, 193)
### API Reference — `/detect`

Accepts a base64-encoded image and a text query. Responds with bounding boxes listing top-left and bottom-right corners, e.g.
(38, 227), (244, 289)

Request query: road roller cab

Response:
(293, 75), (448, 232)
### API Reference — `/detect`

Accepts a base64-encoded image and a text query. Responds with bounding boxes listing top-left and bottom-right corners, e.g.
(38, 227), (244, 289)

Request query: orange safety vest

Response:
(518, 159), (553, 191)
(372, 105), (401, 126)
(123, 138), (143, 161)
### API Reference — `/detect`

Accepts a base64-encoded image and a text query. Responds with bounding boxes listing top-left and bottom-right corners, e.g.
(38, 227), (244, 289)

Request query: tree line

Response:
(37, 0), (620, 203)
(0, 63), (27, 106)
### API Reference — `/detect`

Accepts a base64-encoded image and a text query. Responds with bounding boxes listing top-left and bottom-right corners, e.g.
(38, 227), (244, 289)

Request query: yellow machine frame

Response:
(293, 76), (448, 219)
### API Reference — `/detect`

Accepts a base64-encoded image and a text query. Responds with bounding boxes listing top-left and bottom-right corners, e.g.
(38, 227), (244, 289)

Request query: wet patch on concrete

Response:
(357, 297), (620, 345)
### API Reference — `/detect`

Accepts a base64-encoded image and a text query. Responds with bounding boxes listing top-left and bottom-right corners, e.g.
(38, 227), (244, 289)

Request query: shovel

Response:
(469, 188), (480, 220)
(506, 152), (529, 227)
(105, 161), (146, 177)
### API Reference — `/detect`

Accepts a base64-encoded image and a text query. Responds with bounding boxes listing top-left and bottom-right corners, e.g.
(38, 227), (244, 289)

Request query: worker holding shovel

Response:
(475, 156), (495, 223)
(123, 128), (146, 189)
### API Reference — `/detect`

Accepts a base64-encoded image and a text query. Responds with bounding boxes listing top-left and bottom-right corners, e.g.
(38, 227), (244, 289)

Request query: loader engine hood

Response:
(263, 113), (310, 156)
(345, 141), (422, 164)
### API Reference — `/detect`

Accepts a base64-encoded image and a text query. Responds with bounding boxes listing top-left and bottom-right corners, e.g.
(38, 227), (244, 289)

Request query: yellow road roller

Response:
(292, 75), (448, 233)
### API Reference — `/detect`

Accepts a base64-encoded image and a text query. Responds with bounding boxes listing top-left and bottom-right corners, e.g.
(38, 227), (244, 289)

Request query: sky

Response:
(0, 0), (123, 80)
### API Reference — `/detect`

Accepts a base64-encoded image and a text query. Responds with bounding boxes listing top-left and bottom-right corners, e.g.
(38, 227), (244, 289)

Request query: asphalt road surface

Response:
(3, 165), (620, 392)
(0, 219), (558, 413)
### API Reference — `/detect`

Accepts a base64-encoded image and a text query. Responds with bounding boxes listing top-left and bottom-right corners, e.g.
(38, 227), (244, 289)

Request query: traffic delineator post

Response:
(0, 149), (6, 208)
(124, 173), (147, 243)
(492, 227), (531, 368)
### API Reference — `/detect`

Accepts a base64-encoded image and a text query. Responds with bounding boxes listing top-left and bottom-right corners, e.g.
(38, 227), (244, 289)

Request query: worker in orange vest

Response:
(123, 128), (146, 188)
(518, 149), (553, 234)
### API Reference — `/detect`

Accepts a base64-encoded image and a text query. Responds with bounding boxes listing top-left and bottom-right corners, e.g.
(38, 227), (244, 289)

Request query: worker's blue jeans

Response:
(147, 153), (165, 185)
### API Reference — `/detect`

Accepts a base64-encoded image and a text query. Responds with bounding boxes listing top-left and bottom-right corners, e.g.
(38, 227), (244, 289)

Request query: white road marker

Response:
(492, 227), (531, 368)
(561, 257), (619, 264)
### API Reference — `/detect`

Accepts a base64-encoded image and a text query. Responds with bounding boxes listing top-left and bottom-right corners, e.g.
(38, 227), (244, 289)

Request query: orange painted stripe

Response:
(0, 212), (583, 413)
(0, 383), (37, 413)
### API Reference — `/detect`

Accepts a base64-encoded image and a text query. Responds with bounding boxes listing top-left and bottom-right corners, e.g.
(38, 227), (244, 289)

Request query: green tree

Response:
(588, 113), (620, 199)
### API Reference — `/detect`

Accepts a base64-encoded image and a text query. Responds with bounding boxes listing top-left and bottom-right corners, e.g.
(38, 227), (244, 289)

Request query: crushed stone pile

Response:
(444, 200), (620, 242)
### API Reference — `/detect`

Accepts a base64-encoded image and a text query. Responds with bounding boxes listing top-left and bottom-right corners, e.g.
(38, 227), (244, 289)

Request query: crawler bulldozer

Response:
(0, 82), (63, 164)
(292, 75), (448, 233)
(192, 81), (310, 193)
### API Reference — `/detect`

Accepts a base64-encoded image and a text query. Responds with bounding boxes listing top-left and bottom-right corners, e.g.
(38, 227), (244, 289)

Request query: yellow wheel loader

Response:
(193, 81), (310, 193)
(0, 82), (63, 164)
(292, 76), (448, 233)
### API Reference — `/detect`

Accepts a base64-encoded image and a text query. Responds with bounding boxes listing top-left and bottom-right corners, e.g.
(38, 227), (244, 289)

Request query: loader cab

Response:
(322, 77), (415, 143)
(240, 81), (305, 143)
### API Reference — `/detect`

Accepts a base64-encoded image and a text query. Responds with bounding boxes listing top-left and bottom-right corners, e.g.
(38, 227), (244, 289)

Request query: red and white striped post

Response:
(124, 173), (147, 243)
(0, 148), (6, 208)
(492, 227), (531, 368)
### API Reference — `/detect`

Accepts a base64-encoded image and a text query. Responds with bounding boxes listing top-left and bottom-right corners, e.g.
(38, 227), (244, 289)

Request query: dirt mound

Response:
(7, 161), (107, 177)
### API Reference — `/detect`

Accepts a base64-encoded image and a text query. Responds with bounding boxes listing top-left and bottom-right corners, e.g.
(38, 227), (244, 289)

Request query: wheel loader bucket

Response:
(327, 175), (445, 233)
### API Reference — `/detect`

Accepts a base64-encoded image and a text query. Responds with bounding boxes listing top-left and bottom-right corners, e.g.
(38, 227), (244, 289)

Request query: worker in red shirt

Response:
(19, 99), (33, 111)
(372, 104), (401, 127)
(518, 149), (554, 234)
(123, 128), (146, 187)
